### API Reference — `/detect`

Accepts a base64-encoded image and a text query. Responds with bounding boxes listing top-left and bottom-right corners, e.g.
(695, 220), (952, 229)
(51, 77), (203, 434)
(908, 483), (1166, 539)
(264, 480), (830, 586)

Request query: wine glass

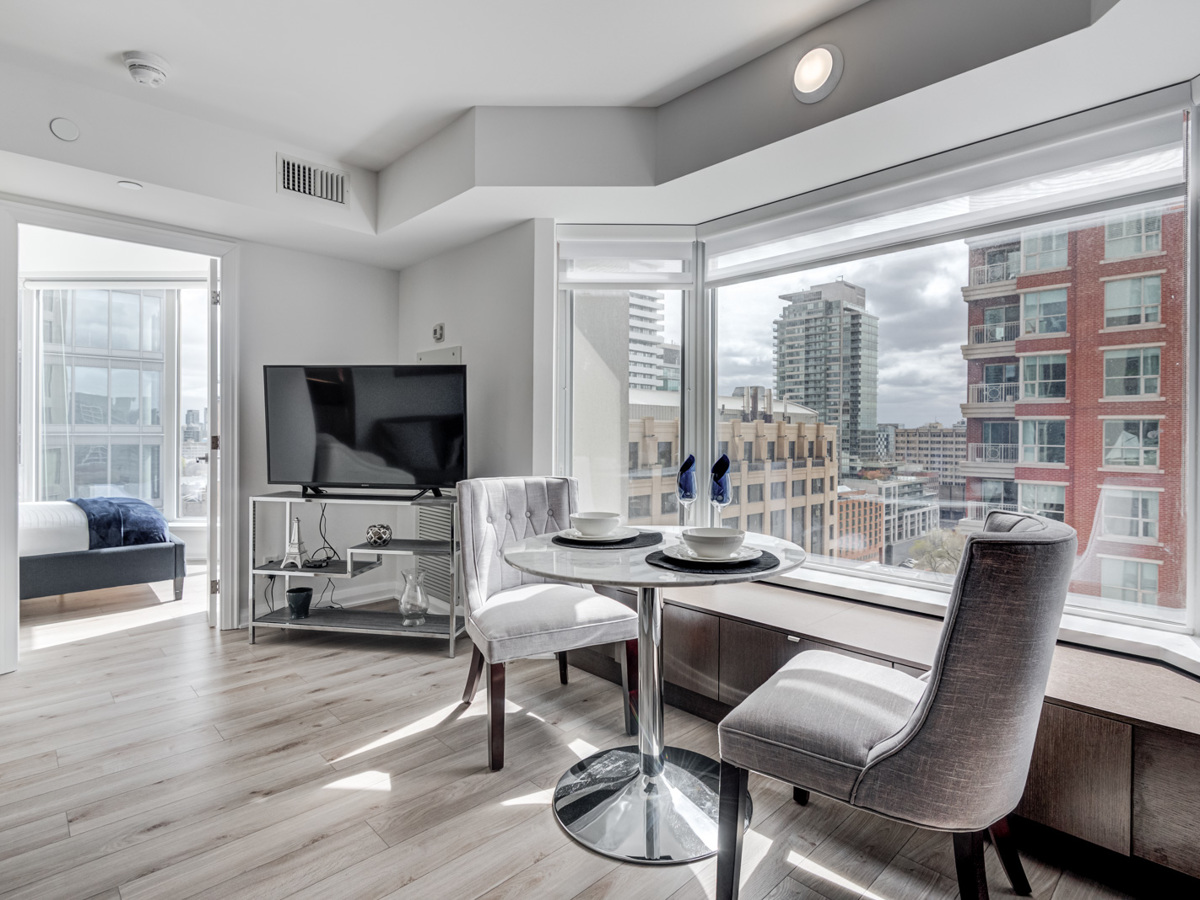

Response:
(677, 454), (697, 527)
(710, 454), (732, 527)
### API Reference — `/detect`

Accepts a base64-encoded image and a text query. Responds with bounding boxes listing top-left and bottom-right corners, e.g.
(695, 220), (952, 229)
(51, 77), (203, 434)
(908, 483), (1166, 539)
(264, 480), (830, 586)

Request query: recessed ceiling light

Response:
(117, 180), (144, 191)
(793, 45), (844, 104)
(49, 118), (80, 142)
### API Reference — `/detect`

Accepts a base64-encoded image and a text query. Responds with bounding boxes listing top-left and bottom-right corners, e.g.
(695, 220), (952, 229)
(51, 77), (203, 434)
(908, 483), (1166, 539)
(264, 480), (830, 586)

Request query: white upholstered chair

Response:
(716, 511), (1077, 900)
(457, 476), (639, 770)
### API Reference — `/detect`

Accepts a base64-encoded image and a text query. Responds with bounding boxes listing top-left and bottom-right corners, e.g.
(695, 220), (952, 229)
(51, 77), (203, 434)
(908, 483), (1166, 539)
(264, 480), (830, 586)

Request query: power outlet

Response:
(432, 323), (445, 342)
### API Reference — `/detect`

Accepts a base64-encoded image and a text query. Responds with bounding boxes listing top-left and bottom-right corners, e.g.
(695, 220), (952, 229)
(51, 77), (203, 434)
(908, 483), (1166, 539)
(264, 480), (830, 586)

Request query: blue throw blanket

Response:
(69, 497), (169, 550)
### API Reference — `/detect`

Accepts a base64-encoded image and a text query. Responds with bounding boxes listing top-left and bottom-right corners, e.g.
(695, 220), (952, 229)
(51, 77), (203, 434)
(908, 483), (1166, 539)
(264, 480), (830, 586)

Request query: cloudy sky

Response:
(701, 239), (970, 427)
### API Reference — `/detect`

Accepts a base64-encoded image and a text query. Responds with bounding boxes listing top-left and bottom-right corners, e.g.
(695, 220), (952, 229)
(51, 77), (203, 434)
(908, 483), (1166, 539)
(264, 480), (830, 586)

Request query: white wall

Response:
(396, 219), (556, 478)
(235, 243), (400, 615)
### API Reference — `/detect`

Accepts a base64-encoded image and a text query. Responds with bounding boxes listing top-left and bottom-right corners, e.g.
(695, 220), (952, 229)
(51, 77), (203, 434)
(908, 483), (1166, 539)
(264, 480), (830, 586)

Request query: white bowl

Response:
(571, 511), (622, 537)
(682, 527), (745, 558)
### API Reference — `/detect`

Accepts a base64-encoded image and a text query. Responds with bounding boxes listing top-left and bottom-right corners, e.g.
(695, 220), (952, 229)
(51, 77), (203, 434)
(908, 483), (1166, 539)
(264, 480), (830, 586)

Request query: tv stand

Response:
(247, 491), (464, 655)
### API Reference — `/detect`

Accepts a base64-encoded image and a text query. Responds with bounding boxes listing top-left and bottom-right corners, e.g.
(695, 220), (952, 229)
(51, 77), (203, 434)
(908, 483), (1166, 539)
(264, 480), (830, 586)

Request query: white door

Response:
(207, 258), (221, 627)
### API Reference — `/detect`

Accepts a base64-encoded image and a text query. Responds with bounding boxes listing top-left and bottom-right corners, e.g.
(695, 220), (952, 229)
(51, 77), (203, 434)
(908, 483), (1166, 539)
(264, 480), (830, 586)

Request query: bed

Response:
(18, 500), (187, 602)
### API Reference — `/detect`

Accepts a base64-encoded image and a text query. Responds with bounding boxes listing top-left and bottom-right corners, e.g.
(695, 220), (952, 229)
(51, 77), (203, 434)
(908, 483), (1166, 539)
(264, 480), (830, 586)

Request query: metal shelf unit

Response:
(247, 491), (464, 656)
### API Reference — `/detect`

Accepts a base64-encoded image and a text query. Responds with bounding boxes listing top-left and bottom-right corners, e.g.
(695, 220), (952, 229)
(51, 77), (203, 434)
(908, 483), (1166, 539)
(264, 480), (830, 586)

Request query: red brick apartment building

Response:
(958, 203), (1186, 613)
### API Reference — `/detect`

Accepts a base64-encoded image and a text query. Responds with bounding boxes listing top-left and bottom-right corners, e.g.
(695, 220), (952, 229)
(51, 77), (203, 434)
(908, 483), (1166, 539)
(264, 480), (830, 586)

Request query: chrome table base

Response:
(553, 745), (750, 863)
(552, 586), (750, 864)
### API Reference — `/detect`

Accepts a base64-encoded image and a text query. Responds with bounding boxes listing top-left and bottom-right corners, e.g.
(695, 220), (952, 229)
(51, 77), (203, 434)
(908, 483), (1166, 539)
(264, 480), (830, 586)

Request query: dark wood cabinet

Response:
(663, 603), (720, 700)
(718, 619), (809, 705)
(1133, 728), (1200, 878)
(1015, 703), (1132, 854)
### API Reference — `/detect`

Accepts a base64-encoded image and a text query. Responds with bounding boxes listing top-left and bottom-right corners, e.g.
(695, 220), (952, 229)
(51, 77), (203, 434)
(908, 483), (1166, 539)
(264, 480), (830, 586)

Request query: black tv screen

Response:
(264, 365), (467, 490)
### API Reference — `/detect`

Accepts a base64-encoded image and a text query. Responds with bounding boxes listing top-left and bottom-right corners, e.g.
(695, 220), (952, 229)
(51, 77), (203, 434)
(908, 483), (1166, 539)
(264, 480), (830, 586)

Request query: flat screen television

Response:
(264, 365), (467, 495)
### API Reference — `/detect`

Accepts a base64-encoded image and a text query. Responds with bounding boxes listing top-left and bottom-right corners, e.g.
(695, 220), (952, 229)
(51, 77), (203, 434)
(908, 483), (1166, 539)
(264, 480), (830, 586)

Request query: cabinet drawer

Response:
(663, 604), (720, 700)
(1133, 728), (1200, 877)
(716, 621), (890, 706)
(1016, 703), (1132, 854)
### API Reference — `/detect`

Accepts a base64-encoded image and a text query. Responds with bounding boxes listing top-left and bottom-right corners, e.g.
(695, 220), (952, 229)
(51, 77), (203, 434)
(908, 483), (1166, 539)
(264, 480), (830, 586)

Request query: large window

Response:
(1022, 289), (1067, 335)
(1106, 212), (1162, 258)
(1022, 355), (1067, 399)
(1022, 229), (1067, 271)
(1103, 347), (1160, 397)
(560, 102), (1191, 634)
(27, 283), (208, 520)
(1021, 420), (1066, 464)
(1104, 276), (1161, 327)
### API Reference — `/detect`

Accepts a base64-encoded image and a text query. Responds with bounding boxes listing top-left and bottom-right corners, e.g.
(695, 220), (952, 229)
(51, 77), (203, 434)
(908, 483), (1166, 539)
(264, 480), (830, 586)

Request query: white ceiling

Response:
(0, 0), (871, 170)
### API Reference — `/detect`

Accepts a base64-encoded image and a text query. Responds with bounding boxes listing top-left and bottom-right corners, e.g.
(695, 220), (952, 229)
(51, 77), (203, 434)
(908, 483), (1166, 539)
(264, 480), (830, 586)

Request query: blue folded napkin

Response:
(677, 454), (697, 501)
(711, 454), (731, 505)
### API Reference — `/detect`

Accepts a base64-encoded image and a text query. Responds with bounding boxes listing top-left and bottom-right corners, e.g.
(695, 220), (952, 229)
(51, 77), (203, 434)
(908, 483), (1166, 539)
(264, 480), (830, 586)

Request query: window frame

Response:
(1021, 287), (1068, 335)
(555, 86), (1199, 660)
(1103, 346), (1161, 397)
(1105, 210), (1163, 259)
(1103, 275), (1162, 328)
(1021, 354), (1068, 399)
(1021, 419), (1067, 464)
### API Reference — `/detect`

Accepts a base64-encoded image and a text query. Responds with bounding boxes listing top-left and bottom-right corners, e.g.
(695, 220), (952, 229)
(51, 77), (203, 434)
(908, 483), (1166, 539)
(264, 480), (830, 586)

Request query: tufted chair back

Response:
(852, 511), (1076, 831)
(456, 476), (579, 617)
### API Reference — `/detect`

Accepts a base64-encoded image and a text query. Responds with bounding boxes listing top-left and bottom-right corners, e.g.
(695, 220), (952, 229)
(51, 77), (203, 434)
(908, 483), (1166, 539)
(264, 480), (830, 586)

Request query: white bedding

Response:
(18, 501), (90, 558)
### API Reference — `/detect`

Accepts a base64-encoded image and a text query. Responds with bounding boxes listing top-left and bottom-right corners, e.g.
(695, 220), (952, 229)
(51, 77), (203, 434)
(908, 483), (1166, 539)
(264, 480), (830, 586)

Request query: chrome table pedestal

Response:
(552, 586), (750, 864)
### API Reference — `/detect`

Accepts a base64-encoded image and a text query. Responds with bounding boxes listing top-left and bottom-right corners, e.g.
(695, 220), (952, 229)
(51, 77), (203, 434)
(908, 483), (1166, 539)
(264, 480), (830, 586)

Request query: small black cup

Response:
(286, 586), (313, 619)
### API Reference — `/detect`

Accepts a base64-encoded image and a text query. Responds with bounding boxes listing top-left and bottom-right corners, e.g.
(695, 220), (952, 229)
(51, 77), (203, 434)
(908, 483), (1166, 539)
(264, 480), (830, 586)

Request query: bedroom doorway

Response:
(16, 225), (221, 629)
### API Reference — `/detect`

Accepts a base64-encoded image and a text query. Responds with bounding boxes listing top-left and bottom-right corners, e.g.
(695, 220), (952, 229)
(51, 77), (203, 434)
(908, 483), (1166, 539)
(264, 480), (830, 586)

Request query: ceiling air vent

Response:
(276, 154), (347, 204)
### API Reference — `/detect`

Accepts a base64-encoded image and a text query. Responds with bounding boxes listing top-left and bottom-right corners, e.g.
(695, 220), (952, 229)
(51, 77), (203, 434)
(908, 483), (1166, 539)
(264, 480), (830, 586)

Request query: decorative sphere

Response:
(365, 524), (392, 547)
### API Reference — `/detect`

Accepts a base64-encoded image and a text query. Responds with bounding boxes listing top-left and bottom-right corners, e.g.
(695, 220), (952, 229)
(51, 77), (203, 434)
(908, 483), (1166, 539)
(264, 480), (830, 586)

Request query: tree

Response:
(910, 529), (965, 574)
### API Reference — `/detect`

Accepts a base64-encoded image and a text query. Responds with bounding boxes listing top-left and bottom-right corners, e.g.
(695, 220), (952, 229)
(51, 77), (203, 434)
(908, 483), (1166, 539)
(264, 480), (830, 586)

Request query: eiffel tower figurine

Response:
(280, 516), (310, 569)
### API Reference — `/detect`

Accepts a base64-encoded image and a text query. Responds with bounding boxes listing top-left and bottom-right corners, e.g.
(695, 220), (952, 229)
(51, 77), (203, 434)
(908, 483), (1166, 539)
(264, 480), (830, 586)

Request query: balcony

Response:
(967, 383), (1019, 404)
(967, 443), (1019, 463)
(962, 382), (1019, 418)
(969, 261), (1019, 285)
(969, 322), (1020, 344)
(960, 442), (1018, 477)
(957, 500), (1020, 533)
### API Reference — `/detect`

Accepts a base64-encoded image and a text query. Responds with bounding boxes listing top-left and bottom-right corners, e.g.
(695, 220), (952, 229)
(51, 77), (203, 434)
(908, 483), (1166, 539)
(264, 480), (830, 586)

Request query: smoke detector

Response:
(122, 51), (170, 87)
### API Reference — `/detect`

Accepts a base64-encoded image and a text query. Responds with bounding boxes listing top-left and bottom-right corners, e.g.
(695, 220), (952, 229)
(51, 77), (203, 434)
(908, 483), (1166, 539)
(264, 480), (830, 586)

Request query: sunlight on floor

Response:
(501, 789), (553, 806)
(26, 591), (207, 650)
(332, 699), (510, 763)
(324, 771), (393, 792)
(787, 850), (883, 899)
(568, 738), (599, 759)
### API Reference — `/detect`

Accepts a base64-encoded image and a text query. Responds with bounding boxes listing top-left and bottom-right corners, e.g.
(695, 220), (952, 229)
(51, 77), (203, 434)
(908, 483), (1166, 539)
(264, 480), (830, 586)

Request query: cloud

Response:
(714, 239), (969, 426)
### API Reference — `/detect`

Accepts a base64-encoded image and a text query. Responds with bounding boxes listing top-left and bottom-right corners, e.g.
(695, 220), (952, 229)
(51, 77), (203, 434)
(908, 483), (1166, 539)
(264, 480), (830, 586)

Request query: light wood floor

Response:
(0, 573), (1136, 900)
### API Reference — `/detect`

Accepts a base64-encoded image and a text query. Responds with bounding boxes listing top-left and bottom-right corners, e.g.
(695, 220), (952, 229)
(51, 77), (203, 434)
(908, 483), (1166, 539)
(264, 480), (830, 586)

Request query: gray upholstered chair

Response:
(457, 476), (639, 770)
(716, 511), (1077, 900)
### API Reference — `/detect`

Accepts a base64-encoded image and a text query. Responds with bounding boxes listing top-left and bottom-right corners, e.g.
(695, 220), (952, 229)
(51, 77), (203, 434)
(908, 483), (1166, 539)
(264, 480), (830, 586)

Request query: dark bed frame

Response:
(19, 535), (187, 601)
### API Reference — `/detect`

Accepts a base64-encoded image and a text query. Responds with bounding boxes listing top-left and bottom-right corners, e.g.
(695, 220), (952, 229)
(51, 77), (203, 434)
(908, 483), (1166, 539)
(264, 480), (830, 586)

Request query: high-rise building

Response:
(957, 202), (1187, 612)
(628, 290), (666, 389)
(659, 342), (681, 392)
(774, 279), (879, 467)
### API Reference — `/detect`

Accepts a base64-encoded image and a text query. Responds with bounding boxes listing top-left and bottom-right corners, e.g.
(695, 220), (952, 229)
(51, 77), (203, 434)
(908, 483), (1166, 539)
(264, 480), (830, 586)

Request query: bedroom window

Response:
(24, 283), (208, 521)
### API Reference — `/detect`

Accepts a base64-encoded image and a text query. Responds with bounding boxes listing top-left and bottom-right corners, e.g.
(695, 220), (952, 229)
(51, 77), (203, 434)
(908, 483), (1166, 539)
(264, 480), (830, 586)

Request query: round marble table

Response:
(502, 526), (805, 865)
